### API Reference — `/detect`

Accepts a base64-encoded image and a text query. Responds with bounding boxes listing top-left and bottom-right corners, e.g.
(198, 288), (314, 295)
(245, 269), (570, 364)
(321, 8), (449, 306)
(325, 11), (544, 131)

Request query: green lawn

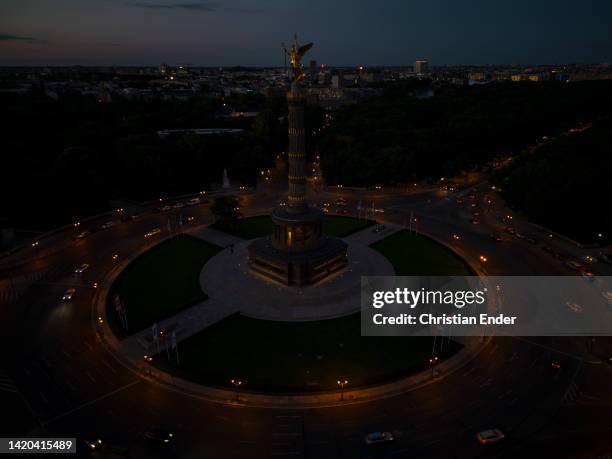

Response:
(213, 215), (374, 240)
(108, 235), (222, 337)
(371, 230), (473, 276)
(154, 313), (461, 392)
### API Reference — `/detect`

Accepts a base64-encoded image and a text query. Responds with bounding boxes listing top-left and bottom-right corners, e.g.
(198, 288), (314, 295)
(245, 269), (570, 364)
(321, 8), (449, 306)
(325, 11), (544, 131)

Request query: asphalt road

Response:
(1, 185), (611, 458)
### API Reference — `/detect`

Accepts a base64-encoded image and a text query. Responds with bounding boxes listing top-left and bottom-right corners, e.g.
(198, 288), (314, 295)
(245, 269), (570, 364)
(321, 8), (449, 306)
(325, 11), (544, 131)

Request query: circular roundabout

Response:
(101, 215), (478, 401)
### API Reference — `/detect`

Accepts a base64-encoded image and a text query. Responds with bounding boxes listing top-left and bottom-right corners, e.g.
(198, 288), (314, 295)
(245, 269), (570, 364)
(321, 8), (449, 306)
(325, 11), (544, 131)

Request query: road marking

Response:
(43, 379), (140, 426)
(100, 358), (117, 374)
(461, 367), (475, 377)
(85, 371), (96, 383)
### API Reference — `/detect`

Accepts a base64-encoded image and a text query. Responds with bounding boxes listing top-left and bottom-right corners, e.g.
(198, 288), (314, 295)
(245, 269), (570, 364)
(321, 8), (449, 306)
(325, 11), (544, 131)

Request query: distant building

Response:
(331, 73), (344, 89)
(159, 63), (169, 76)
(415, 60), (429, 76)
(309, 60), (317, 81)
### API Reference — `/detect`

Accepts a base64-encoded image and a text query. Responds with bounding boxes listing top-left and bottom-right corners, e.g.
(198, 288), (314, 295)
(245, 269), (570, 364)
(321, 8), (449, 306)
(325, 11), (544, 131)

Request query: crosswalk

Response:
(563, 381), (580, 405)
(0, 265), (68, 304)
(0, 370), (18, 394)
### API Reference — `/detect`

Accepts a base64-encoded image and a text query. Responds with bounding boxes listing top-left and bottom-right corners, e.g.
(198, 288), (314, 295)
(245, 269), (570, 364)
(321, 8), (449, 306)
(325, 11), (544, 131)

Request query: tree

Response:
(211, 196), (241, 229)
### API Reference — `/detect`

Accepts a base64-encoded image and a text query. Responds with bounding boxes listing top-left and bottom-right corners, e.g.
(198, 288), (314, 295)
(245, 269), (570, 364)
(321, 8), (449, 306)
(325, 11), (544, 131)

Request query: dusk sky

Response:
(1, 0), (612, 67)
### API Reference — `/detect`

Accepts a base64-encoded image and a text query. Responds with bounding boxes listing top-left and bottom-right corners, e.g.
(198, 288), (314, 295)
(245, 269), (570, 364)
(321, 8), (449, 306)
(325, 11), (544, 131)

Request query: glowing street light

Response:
(230, 379), (243, 401)
(428, 356), (439, 378)
(337, 378), (349, 401)
(144, 355), (153, 376)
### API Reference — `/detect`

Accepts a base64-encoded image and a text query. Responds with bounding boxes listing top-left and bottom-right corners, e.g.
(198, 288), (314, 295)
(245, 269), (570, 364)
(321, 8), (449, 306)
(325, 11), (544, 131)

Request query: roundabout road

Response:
(1, 188), (611, 458)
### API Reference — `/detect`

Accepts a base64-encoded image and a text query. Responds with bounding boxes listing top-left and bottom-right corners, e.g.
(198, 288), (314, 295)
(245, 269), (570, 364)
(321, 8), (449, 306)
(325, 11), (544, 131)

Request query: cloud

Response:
(125, 1), (219, 11)
(0, 33), (40, 43)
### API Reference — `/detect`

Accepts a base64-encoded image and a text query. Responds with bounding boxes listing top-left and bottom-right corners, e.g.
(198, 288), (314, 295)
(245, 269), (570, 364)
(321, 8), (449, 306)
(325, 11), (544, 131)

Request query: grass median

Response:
(107, 235), (222, 338)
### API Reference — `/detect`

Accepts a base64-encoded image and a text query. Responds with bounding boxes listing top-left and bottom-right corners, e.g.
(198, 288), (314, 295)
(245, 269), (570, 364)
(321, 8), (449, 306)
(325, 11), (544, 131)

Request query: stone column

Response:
(287, 81), (307, 212)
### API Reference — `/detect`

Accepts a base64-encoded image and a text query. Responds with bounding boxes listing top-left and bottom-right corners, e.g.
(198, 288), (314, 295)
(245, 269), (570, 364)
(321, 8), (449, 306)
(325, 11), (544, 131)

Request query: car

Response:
(144, 228), (161, 238)
(62, 288), (76, 301)
(143, 428), (174, 444)
(566, 301), (583, 313)
(583, 255), (597, 264)
(161, 205), (172, 211)
(373, 224), (386, 233)
(373, 208), (385, 214)
(541, 245), (554, 254)
(75, 263), (90, 273)
(83, 437), (103, 452)
(337, 208), (348, 214)
(452, 233), (461, 241)
(565, 260), (583, 271)
(100, 221), (115, 229)
(279, 201), (286, 207)
(173, 202), (184, 209)
(472, 209), (481, 217)
(602, 291), (612, 305)
(471, 218), (480, 225)
(505, 226), (516, 235)
(551, 361), (561, 370)
(489, 234), (503, 242)
(186, 198), (200, 206)
(186, 216), (195, 223)
(75, 230), (90, 240)
(581, 271), (594, 282)
(365, 431), (394, 445)
(476, 429), (505, 444)
(456, 198), (464, 204)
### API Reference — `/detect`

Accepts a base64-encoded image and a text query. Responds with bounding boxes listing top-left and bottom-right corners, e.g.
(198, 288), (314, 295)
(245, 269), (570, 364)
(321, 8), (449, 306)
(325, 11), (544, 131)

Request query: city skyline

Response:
(1, 0), (612, 67)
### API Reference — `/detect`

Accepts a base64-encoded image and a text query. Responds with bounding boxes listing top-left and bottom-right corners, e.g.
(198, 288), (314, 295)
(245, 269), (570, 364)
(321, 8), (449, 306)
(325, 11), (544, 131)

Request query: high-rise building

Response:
(309, 60), (317, 81)
(415, 59), (429, 76)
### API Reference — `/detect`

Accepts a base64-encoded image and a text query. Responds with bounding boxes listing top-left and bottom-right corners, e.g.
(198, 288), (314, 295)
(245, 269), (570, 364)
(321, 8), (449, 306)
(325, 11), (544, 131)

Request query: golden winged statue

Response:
(284, 33), (313, 82)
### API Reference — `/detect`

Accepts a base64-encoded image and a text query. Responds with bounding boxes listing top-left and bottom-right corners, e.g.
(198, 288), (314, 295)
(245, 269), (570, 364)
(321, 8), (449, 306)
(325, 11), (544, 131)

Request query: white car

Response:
(173, 202), (184, 209)
(144, 228), (161, 238)
(566, 301), (583, 313)
(62, 288), (76, 301)
(187, 198), (200, 206)
(365, 431), (394, 445)
(476, 428), (505, 444)
(75, 263), (90, 274)
(100, 221), (115, 229)
(373, 208), (385, 214)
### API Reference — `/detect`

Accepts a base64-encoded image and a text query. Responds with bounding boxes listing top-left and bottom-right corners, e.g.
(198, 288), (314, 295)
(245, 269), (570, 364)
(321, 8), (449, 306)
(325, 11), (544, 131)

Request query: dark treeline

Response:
(492, 116), (612, 243)
(317, 80), (612, 185)
(1, 90), (285, 229)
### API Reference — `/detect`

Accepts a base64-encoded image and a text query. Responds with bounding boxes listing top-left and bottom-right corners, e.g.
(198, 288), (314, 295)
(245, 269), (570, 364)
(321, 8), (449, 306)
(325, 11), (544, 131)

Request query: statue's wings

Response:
(297, 42), (313, 60)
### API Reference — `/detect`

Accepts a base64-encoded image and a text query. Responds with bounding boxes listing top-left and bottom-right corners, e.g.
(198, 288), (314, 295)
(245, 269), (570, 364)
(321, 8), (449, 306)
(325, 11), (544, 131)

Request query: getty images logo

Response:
(372, 287), (487, 309)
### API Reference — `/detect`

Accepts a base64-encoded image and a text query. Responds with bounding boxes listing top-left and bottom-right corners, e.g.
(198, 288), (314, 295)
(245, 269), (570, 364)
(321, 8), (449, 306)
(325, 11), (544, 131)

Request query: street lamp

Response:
(337, 378), (349, 401)
(144, 355), (153, 376)
(428, 356), (439, 378)
(230, 379), (243, 401)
